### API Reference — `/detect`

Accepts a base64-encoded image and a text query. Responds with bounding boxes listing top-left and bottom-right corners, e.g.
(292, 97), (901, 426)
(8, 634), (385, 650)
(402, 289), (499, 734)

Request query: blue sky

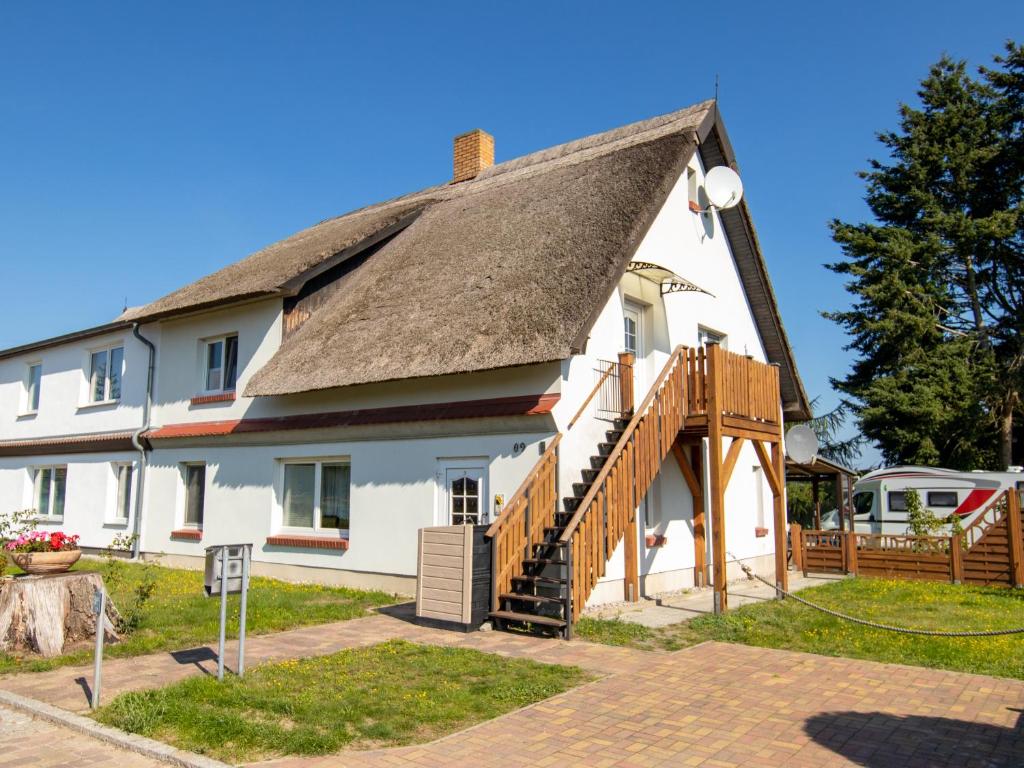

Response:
(1, 2), (1020, 463)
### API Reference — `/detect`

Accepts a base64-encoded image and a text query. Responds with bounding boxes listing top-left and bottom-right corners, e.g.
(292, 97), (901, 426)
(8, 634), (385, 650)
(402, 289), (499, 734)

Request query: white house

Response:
(0, 100), (810, 620)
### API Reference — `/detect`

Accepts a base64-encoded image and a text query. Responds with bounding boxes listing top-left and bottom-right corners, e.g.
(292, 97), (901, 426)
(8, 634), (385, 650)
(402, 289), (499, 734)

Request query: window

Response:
(33, 466), (67, 519)
(184, 464), (206, 527)
(24, 363), (41, 412)
(927, 491), (958, 508)
(89, 346), (123, 403)
(698, 326), (727, 349)
(282, 460), (350, 533)
(853, 491), (875, 518)
(113, 464), (134, 522)
(753, 466), (766, 529)
(887, 491), (907, 512)
(204, 335), (238, 393)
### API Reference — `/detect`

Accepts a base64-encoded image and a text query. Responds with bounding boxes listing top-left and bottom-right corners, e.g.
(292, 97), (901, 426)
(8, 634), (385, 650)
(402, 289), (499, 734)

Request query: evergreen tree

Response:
(826, 44), (1023, 469)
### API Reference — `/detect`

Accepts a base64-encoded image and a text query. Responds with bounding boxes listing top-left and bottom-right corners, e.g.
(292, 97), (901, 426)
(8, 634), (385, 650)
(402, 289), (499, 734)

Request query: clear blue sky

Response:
(1, 2), (1020, 463)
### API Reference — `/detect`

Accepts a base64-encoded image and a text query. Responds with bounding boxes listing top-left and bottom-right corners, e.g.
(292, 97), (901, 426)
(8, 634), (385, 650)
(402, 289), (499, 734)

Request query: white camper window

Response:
(927, 491), (958, 508)
(112, 463), (134, 523)
(887, 491), (908, 512)
(281, 460), (350, 534)
(203, 335), (238, 393)
(88, 345), (124, 403)
(33, 466), (67, 520)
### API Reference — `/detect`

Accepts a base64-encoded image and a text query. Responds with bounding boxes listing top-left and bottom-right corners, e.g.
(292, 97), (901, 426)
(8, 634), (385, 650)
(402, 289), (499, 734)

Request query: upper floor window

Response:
(698, 326), (728, 350)
(89, 345), (123, 403)
(33, 466), (67, 520)
(204, 335), (238, 393)
(24, 363), (41, 413)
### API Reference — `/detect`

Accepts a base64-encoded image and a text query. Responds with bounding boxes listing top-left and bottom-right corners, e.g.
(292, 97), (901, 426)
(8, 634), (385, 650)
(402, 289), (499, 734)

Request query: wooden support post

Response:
(618, 352), (635, 416)
(1007, 489), (1024, 588)
(624, 508), (639, 601)
(790, 523), (803, 572)
(950, 534), (963, 584)
(834, 474), (845, 532)
(672, 441), (706, 587)
(706, 344), (727, 613)
(845, 530), (859, 575)
(771, 439), (788, 594)
(812, 477), (821, 530)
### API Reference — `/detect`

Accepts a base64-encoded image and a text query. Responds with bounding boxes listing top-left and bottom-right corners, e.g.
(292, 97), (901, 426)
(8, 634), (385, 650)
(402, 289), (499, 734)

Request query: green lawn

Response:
(577, 578), (1024, 680)
(94, 640), (589, 762)
(0, 558), (397, 675)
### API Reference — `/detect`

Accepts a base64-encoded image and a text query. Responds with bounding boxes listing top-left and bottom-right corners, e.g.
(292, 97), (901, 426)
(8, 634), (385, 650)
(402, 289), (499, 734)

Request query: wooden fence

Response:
(793, 489), (1024, 587)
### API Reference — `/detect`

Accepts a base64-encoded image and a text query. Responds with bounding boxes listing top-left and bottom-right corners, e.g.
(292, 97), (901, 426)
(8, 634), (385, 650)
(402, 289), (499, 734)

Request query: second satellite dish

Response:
(785, 424), (819, 465)
(703, 166), (744, 210)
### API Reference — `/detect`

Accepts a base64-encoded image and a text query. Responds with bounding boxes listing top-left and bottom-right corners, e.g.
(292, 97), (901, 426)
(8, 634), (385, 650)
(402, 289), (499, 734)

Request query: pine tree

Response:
(826, 44), (1023, 469)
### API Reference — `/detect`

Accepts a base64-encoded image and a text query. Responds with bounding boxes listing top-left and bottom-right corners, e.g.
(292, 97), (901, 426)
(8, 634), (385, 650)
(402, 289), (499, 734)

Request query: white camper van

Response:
(848, 466), (1024, 535)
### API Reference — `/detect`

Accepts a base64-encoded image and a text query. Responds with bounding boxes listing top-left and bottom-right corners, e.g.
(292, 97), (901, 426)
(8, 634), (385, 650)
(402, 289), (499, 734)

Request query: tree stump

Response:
(0, 572), (121, 657)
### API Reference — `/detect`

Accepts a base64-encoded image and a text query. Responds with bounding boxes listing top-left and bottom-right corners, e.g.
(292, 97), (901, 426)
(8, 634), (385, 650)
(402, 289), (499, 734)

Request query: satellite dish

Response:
(703, 166), (744, 210)
(785, 424), (819, 465)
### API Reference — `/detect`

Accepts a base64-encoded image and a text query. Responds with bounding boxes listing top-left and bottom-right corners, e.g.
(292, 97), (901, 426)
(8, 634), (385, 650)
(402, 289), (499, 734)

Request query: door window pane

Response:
(449, 471), (483, 525)
(185, 465), (206, 526)
(91, 351), (108, 401)
(108, 347), (123, 400)
(320, 464), (350, 530)
(283, 463), (315, 528)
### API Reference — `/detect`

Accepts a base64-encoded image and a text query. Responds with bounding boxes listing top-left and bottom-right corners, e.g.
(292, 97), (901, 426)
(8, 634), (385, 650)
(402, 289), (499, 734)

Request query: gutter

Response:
(130, 323), (156, 560)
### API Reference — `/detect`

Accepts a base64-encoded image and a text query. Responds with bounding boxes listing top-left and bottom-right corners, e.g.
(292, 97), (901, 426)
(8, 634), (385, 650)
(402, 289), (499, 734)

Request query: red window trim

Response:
(170, 528), (202, 541)
(266, 535), (349, 551)
(190, 392), (237, 406)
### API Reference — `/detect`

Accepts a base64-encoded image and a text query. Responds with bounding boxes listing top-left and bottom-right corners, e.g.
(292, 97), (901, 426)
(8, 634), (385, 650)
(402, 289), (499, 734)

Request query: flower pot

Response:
(11, 549), (81, 575)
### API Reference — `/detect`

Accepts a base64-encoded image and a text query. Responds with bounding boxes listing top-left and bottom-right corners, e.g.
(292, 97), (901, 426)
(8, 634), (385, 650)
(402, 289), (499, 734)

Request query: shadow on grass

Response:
(805, 709), (1024, 767)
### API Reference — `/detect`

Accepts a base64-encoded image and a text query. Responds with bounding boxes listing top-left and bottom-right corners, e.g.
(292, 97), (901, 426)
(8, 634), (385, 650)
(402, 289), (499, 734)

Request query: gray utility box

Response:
(204, 544), (251, 596)
(415, 524), (491, 630)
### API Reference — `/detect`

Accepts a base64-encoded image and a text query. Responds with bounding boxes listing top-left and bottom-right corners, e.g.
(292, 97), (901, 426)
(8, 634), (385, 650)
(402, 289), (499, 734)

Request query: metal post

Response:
(91, 588), (105, 710)
(217, 545), (228, 681)
(237, 545), (250, 677)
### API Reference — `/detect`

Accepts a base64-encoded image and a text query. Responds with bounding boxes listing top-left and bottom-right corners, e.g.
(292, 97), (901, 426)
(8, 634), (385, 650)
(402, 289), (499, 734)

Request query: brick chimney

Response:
(452, 128), (494, 183)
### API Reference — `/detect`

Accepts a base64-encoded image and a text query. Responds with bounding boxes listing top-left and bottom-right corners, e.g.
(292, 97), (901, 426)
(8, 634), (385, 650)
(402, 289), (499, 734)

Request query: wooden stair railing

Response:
(484, 435), (562, 615)
(558, 346), (691, 622)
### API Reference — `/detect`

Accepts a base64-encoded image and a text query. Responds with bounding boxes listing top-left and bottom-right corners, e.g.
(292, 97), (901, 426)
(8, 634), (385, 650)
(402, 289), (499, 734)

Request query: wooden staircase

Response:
(484, 344), (784, 636)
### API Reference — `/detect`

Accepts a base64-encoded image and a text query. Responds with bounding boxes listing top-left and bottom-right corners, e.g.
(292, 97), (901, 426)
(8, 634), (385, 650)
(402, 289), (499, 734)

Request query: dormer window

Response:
(204, 335), (238, 393)
(89, 346), (123, 403)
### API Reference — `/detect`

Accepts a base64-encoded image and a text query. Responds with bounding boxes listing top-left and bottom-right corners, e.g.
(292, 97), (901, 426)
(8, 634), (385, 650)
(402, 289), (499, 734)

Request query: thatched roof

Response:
(121, 99), (810, 418)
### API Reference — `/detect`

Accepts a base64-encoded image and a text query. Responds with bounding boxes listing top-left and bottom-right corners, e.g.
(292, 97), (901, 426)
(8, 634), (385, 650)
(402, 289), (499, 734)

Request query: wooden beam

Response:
(671, 441), (700, 497)
(624, 508), (640, 601)
(1008, 489), (1024, 588)
(751, 440), (782, 498)
(721, 437), (745, 488)
(772, 431), (789, 594)
(706, 344), (728, 613)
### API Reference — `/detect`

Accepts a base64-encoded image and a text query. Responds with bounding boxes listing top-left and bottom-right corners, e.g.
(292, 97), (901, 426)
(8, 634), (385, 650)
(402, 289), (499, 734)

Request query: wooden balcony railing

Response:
(682, 345), (781, 424)
(483, 434), (561, 612)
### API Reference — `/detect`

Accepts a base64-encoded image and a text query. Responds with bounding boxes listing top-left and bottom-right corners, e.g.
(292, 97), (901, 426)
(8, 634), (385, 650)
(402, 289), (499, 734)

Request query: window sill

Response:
(77, 399), (120, 411)
(171, 528), (203, 541)
(266, 534), (349, 551)
(103, 519), (129, 528)
(34, 516), (64, 525)
(190, 392), (237, 406)
(16, 411), (38, 420)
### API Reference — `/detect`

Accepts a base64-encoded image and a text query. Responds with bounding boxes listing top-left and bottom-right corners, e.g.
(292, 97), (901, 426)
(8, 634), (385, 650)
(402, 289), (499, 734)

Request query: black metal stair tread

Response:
(523, 557), (567, 566)
(489, 610), (566, 628)
(511, 574), (566, 585)
(541, 526), (565, 535)
(500, 592), (563, 605)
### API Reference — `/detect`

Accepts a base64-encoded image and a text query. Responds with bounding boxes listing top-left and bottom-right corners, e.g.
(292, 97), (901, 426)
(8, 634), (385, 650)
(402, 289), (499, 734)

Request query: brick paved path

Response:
(0, 703), (165, 767)
(2, 605), (1022, 767)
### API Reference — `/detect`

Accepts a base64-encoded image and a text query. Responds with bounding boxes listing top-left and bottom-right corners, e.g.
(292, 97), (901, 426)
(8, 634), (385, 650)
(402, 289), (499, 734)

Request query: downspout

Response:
(130, 323), (156, 560)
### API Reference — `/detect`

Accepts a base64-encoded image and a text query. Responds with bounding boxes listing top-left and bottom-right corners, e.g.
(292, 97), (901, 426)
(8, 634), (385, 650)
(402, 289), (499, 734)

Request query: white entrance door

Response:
(623, 301), (644, 396)
(444, 467), (487, 526)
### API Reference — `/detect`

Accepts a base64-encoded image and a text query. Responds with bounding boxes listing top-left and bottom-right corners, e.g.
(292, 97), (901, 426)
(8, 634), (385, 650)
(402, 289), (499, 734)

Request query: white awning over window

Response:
(626, 261), (714, 296)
